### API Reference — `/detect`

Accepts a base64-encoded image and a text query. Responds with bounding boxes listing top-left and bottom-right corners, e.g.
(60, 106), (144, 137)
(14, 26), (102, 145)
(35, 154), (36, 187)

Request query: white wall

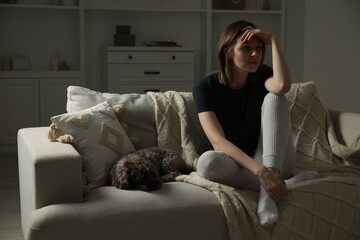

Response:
(303, 0), (360, 113)
(285, 0), (305, 83)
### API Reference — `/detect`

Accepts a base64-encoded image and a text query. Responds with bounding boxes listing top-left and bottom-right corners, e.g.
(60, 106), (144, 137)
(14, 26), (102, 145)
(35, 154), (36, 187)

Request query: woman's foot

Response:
(257, 170), (320, 226)
(257, 186), (278, 226)
(285, 170), (320, 186)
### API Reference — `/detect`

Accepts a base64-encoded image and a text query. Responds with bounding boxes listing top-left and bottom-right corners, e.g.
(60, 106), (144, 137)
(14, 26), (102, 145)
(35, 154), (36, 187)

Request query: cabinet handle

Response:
(172, 55), (176, 60)
(128, 55), (133, 60)
(144, 71), (160, 75)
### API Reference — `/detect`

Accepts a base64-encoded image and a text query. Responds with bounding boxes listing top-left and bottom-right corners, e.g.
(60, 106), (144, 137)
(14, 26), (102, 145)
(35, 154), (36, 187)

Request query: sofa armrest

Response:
(18, 127), (83, 232)
(329, 110), (360, 146)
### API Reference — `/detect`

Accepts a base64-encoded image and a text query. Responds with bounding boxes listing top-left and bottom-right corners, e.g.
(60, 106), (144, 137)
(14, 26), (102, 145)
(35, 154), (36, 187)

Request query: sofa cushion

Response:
(285, 81), (342, 170)
(66, 86), (157, 149)
(50, 102), (135, 189)
(27, 183), (229, 240)
(329, 110), (360, 147)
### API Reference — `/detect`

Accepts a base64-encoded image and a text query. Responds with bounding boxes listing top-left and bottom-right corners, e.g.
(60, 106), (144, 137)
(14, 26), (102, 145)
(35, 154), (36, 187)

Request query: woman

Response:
(193, 20), (318, 226)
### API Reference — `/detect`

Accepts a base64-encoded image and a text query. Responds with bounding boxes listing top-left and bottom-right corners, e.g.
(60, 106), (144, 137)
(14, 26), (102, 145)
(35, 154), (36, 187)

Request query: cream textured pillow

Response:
(49, 101), (135, 190)
(66, 86), (157, 149)
(286, 81), (342, 171)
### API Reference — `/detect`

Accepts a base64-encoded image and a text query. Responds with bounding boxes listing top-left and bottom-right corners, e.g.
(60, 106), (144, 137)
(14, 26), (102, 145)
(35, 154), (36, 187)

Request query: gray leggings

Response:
(197, 93), (294, 192)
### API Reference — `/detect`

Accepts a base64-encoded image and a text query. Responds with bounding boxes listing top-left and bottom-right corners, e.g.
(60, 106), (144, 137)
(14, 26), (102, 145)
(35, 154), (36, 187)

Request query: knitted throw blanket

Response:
(147, 82), (360, 240)
(147, 91), (207, 168)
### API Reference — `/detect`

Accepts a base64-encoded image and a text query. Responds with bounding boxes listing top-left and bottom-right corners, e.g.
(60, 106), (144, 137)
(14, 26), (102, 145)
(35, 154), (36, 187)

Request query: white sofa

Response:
(18, 82), (360, 240)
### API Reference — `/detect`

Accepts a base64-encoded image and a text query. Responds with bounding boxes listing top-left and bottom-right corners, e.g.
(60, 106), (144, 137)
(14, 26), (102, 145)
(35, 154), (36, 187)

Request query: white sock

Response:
(285, 170), (320, 186)
(257, 170), (320, 226)
(257, 186), (278, 226)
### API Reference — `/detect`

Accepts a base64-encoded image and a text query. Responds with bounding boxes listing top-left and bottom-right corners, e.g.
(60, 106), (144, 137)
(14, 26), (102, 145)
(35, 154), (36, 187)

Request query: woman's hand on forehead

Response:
(240, 27), (273, 45)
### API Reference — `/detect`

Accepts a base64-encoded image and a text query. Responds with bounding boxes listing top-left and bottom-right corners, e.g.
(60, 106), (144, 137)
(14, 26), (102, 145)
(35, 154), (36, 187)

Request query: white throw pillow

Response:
(50, 101), (135, 189)
(66, 86), (157, 149)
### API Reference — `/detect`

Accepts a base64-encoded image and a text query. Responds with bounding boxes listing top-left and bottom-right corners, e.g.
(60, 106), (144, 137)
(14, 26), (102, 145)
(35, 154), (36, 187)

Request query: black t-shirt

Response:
(193, 65), (272, 156)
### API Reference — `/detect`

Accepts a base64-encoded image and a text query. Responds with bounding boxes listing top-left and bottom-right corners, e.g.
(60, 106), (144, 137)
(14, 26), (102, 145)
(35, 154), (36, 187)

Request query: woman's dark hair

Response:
(216, 20), (266, 85)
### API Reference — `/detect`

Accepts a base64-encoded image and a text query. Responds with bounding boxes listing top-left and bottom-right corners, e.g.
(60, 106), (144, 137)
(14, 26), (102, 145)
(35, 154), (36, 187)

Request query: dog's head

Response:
(112, 160), (162, 191)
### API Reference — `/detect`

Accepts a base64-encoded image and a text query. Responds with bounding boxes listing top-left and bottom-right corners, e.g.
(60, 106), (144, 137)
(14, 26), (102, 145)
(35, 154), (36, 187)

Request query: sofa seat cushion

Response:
(28, 182), (229, 240)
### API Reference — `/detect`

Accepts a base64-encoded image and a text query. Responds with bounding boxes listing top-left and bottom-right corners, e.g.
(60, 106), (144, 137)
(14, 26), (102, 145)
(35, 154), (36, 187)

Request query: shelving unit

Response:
(0, 0), (286, 75)
(83, 5), (207, 13)
(83, 0), (207, 12)
(0, 0), (286, 149)
(0, 2), (82, 80)
(0, 0), (285, 85)
(0, 4), (78, 9)
(0, 0), (83, 148)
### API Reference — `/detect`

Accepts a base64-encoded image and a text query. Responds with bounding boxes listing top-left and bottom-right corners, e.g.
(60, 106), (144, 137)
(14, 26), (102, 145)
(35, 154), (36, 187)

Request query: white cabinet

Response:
(0, 79), (39, 144)
(0, 75), (80, 144)
(106, 47), (194, 93)
(0, 1), (83, 146)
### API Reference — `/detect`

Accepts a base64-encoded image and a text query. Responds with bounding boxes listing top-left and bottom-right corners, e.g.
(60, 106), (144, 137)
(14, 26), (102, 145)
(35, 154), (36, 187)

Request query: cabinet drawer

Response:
(107, 51), (194, 64)
(108, 64), (194, 81)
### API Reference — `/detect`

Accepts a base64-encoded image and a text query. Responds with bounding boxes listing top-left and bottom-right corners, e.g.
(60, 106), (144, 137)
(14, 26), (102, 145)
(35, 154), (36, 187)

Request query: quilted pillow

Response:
(66, 86), (157, 149)
(49, 101), (135, 190)
(285, 81), (342, 171)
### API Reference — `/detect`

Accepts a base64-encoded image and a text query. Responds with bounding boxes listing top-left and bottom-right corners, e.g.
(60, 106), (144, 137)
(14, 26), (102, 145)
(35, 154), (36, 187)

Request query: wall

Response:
(303, 0), (360, 113)
(285, 0), (305, 83)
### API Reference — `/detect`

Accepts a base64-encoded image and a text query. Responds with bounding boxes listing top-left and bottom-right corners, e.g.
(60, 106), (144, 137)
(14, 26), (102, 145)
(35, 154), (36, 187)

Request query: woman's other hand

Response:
(257, 167), (288, 202)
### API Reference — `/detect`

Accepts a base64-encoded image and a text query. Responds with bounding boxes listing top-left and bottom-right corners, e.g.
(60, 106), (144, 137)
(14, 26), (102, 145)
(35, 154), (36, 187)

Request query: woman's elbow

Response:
(278, 82), (291, 95)
(270, 80), (291, 96)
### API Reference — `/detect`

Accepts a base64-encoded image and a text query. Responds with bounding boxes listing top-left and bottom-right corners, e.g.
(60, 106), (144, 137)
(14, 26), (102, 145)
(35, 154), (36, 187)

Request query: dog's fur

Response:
(110, 147), (194, 191)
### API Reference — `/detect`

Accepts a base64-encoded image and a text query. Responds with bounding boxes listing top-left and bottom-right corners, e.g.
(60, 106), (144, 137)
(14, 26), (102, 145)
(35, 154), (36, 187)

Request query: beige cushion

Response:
(285, 81), (342, 170)
(28, 183), (228, 240)
(329, 110), (360, 147)
(67, 86), (157, 149)
(51, 101), (135, 189)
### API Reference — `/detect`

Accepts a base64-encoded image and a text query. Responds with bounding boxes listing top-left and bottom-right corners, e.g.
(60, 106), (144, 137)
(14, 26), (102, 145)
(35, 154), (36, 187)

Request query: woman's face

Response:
(229, 36), (263, 73)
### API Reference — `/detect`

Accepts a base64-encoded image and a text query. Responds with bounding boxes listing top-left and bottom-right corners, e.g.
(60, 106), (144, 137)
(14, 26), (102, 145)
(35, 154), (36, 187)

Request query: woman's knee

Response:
(262, 93), (291, 127)
(197, 151), (222, 178)
(197, 150), (260, 190)
(197, 151), (236, 180)
(263, 93), (289, 111)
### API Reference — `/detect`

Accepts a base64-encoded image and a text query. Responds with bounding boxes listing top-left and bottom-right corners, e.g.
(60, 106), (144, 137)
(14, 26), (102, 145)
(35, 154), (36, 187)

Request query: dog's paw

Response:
(162, 172), (181, 182)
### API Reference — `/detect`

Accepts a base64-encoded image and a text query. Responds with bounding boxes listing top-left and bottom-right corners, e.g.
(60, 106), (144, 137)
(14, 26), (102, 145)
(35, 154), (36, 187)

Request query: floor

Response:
(0, 152), (24, 240)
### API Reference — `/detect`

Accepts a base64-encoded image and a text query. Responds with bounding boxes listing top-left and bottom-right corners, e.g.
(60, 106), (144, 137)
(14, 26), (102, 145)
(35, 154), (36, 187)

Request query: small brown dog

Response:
(110, 147), (194, 191)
